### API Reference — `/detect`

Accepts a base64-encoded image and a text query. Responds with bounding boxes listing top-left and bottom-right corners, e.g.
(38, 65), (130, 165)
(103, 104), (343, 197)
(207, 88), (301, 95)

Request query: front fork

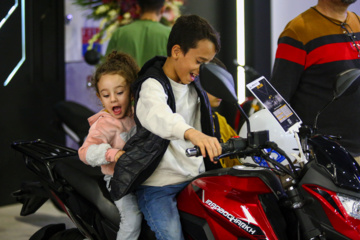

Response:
(286, 186), (325, 240)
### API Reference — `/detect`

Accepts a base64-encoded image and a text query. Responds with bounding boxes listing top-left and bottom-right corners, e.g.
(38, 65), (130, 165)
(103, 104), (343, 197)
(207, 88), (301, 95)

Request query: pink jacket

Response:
(78, 109), (136, 175)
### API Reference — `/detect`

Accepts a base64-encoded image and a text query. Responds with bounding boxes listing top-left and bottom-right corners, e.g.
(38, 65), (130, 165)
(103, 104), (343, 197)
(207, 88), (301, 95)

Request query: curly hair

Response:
(92, 51), (139, 94)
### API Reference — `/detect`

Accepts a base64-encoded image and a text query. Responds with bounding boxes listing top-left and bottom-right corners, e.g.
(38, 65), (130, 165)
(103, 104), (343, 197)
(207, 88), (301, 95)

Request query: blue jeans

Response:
(136, 182), (189, 240)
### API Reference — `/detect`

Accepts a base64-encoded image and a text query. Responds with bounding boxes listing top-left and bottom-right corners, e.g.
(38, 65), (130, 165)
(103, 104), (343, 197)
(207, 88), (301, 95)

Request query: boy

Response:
(111, 14), (221, 239)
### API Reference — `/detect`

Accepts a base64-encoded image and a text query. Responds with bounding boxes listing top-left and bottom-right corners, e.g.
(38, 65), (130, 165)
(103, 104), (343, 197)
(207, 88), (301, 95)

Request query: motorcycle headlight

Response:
(337, 193), (360, 220)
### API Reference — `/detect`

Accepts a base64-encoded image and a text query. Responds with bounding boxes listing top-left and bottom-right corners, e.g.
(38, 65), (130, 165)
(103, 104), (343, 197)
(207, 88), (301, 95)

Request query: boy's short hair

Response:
(166, 15), (221, 56)
(137, 0), (165, 13)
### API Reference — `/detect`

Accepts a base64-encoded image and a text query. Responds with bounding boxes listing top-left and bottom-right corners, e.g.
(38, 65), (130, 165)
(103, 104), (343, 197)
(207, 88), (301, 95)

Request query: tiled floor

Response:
(0, 201), (75, 240)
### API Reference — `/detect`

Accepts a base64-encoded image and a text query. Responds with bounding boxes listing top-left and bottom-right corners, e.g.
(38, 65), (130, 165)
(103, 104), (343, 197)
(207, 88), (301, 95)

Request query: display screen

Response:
(247, 76), (302, 132)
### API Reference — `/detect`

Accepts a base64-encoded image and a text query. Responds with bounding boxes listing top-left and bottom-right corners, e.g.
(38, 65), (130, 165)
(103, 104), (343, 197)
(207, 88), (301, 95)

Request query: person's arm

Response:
(136, 79), (221, 161)
(270, 29), (305, 102)
(78, 117), (123, 167)
(136, 79), (193, 140)
(184, 128), (221, 162)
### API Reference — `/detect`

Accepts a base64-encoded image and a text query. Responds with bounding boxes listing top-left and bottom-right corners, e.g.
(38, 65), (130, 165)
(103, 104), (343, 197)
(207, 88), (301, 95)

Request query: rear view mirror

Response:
(199, 63), (238, 104)
(314, 68), (360, 129)
(199, 63), (252, 135)
(334, 68), (360, 99)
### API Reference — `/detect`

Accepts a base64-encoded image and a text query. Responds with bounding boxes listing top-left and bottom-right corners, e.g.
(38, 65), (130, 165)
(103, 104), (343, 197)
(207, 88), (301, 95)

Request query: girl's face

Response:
(97, 74), (132, 119)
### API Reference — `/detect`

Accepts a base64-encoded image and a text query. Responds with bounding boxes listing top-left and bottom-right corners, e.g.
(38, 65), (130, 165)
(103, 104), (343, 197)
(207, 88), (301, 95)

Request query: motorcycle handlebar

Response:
(185, 137), (247, 158)
(185, 137), (298, 178)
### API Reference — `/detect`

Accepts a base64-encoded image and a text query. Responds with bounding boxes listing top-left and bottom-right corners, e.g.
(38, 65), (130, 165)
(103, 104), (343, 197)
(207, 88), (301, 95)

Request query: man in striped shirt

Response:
(270, 0), (360, 161)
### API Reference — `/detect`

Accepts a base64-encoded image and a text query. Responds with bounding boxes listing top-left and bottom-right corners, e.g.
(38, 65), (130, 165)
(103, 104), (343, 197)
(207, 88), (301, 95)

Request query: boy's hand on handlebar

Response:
(184, 128), (221, 163)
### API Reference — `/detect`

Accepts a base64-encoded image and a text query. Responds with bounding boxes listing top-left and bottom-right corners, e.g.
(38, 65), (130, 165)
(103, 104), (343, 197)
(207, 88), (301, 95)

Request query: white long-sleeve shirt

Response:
(136, 77), (205, 186)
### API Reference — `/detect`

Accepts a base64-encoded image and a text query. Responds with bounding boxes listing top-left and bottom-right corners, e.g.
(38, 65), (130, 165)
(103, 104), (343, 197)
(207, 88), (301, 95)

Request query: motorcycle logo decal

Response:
(205, 199), (265, 236)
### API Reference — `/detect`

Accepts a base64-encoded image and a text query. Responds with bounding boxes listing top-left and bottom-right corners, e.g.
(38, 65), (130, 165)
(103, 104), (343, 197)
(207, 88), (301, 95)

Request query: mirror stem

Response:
(235, 103), (251, 136)
(313, 97), (336, 130)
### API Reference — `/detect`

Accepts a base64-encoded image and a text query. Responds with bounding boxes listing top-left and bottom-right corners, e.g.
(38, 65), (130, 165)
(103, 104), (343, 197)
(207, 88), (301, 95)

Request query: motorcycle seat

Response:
(53, 156), (120, 225)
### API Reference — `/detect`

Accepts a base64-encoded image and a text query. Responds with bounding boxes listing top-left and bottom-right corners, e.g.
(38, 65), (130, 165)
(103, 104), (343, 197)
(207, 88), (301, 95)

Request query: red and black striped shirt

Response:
(270, 7), (360, 156)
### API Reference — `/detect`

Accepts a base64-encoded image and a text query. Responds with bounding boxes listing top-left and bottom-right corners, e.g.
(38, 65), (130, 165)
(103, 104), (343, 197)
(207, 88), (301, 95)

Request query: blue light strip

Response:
(0, 0), (18, 29)
(3, 0), (26, 87)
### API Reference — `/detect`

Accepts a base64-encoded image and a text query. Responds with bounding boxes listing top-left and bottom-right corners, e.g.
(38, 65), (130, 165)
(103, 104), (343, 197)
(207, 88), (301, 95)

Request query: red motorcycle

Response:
(11, 65), (360, 240)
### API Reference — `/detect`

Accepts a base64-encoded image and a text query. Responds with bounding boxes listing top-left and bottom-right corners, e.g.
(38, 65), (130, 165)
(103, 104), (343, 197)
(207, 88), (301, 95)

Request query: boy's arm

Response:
(114, 150), (125, 161)
(137, 78), (221, 161)
(136, 79), (192, 140)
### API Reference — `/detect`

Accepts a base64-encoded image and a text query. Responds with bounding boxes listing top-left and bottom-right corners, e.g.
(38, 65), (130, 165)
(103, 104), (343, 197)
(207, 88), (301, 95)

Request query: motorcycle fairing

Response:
(299, 158), (360, 239)
(309, 135), (360, 192)
(180, 211), (216, 240)
(188, 166), (286, 199)
(303, 184), (360, 240)
(178, 167), (286, 239)
(53, 156), (120, 224)
(12, 139), (120, 240)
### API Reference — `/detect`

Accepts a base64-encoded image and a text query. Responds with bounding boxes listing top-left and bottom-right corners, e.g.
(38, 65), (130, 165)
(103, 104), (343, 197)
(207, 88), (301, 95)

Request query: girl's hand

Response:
(184, 128), (221, 163)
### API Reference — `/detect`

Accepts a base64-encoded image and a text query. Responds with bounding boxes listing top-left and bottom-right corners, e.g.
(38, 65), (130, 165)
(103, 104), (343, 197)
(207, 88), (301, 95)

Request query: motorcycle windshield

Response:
(310, 135), (360, 192)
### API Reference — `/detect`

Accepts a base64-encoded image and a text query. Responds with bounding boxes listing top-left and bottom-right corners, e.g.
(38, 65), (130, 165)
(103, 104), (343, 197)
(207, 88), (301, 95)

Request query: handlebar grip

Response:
(221, 142), (232, 153)
(185, 143), (230, 157)
(185, 137), (247, 158)
(185, 146), (201, 157)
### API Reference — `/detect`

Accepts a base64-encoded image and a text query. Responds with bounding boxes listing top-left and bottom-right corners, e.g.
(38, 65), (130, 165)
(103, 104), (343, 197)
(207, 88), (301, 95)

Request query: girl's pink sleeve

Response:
(78, 116), (125, 166)
(78, 127), (108, 165)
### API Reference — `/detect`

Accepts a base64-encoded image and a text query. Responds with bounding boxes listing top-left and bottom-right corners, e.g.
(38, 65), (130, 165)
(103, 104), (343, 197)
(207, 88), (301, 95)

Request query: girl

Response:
(78, 51), (141, 240)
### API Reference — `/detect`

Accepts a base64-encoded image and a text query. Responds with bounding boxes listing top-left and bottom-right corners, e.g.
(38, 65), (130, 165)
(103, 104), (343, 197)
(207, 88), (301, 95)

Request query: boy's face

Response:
(172, 39), (216, 85)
